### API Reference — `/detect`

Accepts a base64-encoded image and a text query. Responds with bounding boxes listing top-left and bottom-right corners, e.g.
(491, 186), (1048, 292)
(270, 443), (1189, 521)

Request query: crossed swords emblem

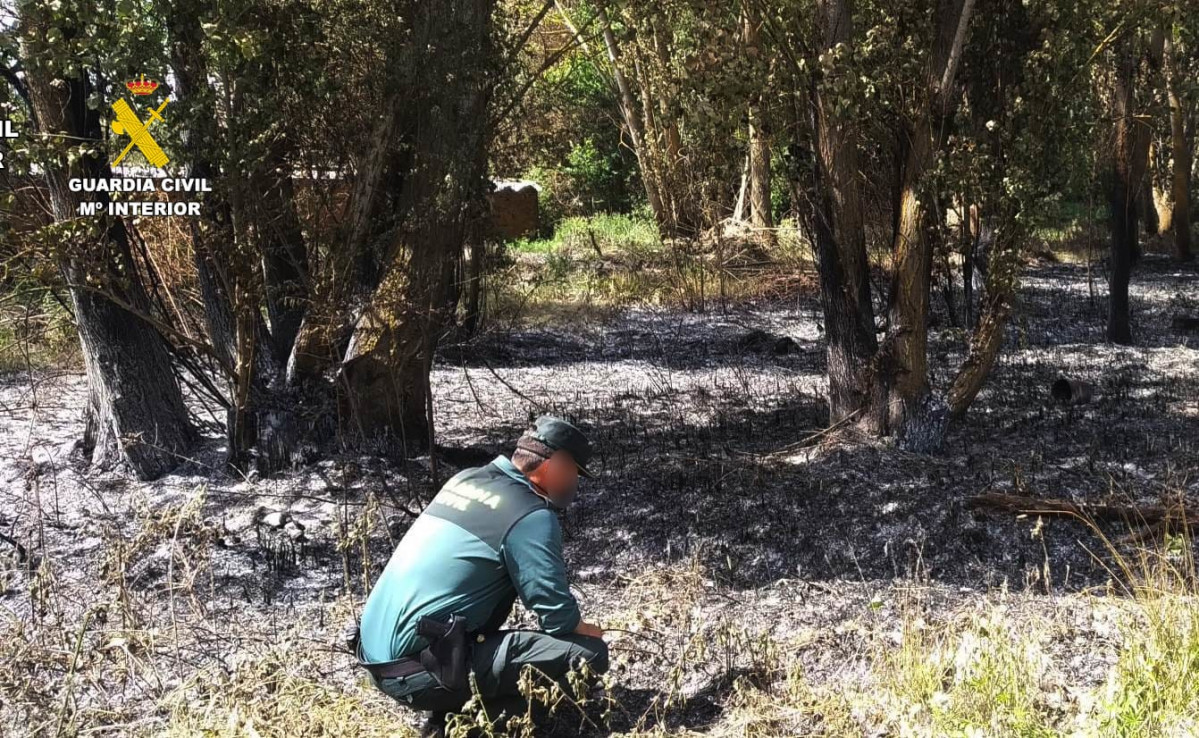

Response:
(110, 98), (170, 168)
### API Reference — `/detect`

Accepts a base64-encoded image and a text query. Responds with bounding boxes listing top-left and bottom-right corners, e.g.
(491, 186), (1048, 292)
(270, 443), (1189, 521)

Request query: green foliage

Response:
(563, 136), (628, 212)
(1088, 541), (1199, 736)
(527, 134), (639, 233)
(1095, 595), (1199, 736)
(876, 607), (1060, 737)
(511, 212), (660, 257)
(495, 29), (641, 229)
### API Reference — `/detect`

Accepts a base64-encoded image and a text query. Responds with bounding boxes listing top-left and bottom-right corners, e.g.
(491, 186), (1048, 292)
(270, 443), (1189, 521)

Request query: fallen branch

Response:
(968, 491), (1194, 525)
(968, 491), (1199, 544)
(1171, 314), (1199, 332)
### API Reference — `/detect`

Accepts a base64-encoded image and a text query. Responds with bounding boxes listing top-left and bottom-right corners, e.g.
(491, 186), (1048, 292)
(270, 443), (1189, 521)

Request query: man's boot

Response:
(419, 711), (447, 738)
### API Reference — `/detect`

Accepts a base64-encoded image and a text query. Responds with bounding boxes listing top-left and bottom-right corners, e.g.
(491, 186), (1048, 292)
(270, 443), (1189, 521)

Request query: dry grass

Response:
(0, 290), (79, 373)
(162, 641), (409, 738)
(713, 526), (1199, 738)
(493, 215), (818, 328)
(4, 491), (1199, 737)
(1083, 526), (1199, 736)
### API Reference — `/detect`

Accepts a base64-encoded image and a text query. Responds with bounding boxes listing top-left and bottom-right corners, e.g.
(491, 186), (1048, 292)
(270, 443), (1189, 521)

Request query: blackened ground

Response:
(438, 254), (1199, 595)
(0, 253), (1196, 735)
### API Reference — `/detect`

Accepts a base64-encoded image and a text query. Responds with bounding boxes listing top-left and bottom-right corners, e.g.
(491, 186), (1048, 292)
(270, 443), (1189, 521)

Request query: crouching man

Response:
(356, 416), (609, 737)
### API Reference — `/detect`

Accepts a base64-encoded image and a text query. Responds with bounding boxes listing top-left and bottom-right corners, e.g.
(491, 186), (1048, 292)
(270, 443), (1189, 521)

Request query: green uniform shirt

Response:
(359, 456), (582, 664)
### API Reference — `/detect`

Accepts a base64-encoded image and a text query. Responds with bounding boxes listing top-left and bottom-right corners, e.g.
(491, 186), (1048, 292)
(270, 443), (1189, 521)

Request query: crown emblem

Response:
(125, 75), (159, 96)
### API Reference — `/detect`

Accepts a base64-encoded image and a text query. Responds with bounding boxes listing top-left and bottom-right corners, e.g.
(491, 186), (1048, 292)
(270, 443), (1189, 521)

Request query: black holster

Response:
(417, 614), (469, 692)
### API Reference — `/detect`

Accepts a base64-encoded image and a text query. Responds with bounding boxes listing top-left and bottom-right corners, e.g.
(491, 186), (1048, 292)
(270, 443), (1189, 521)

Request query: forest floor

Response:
(2, 253), (1199, 736)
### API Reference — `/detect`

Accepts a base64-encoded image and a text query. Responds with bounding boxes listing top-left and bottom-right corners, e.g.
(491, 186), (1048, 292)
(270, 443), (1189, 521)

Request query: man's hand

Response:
(574, 620), (604, 639)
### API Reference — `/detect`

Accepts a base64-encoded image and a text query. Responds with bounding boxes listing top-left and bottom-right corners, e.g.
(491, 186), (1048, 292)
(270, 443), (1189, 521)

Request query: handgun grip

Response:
(417, 615), (452, 640)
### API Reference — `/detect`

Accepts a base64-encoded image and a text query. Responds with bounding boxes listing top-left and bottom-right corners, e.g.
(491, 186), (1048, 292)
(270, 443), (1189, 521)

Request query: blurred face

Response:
(528, 449), (580, 507)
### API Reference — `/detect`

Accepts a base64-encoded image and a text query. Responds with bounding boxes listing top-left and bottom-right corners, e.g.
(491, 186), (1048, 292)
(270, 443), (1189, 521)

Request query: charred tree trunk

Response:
(340, 0), (497, 450)
(20, 9), (196, 480)
(805, 0), (885, 432)
(1108, 32), (1143, 345)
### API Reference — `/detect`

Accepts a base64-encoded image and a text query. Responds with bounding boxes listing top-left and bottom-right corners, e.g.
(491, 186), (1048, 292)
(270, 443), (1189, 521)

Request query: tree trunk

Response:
(1166, 33), (1192, 261)
(947, 210), (1019, 420)
(258, 173), (309, 362)
(166, 0), (315, 474)
(879, 0), (975, 446)
(733, 152), (750, 222)
(743, 6), (773, 237)
(649, 19), (694, 237)
(807, 0), (885, 432)
(961, 204), (982, 329)
(165, 0), (238, 377)
(192, 244), (238, 372)
(598, 6), (667, 233)
(1139, 140), (1160, 237)
(20, 9), (196, 480)
(748, 116), (773, 234)
(288, 91), (412, 384)
(461, 236), (487, 335)
(1152, 145), (1174, 236)
(1108, 32), (1141, 345)
(885, 131), (936, 431)
(1135, 27), (1166, 242)
(633, 44), (686, 238)
(340, 0), (496, 450)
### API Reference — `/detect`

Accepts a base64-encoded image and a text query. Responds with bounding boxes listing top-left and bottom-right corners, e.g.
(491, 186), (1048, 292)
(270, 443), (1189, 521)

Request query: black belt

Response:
(348, 618), (429, 681)
(355, 614), (470, 689)
(362, 655), (427, 680)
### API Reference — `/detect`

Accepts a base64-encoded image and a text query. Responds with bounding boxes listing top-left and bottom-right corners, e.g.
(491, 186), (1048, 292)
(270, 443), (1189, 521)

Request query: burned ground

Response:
(1, 255), (1197, 735)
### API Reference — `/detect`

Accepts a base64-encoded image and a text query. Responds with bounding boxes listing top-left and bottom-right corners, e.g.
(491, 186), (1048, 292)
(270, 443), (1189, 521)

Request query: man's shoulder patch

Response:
(430, 475), (505, 513)
(423, 464), (548, 551)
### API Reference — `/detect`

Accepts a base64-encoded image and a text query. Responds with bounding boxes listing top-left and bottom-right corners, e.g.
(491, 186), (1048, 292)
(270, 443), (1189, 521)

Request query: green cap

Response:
(529, 415), (595, 478)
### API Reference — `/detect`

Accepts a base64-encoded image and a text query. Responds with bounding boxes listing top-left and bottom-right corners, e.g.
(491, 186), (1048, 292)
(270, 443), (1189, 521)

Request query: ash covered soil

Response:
(1, 255), (1198, 735)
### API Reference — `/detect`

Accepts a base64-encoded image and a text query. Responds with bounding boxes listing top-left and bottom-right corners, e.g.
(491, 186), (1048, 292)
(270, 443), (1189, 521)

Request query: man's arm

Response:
(502, 509), (585, 635)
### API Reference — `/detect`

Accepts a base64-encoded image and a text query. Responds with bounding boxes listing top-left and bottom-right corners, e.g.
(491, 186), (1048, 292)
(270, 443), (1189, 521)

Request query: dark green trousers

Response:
(372, 629), (609, 719)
